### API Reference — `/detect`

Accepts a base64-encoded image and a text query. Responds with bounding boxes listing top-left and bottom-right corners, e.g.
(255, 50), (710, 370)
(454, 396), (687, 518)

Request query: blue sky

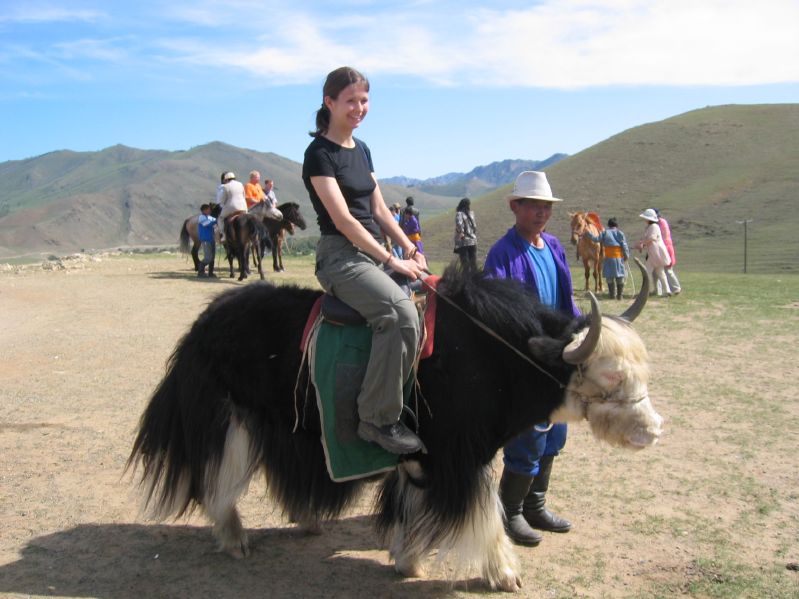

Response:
(1, 0), (798, 178)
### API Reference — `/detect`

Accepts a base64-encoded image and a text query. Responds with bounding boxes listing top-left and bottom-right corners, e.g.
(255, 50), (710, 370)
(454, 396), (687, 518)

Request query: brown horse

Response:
(570, 211), (604, 293)
(179, 203), (221, 272)
(250, 202), (308, 272)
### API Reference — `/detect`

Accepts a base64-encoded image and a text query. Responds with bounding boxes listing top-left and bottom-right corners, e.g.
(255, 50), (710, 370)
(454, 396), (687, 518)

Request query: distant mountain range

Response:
(382, 154), (567, 197)
(3, 104), (796, 274)
(0, 143), (559, 258)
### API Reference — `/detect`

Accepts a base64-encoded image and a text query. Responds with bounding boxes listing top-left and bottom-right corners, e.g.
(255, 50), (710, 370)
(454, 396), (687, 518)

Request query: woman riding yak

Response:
(302, 66), (428, 455)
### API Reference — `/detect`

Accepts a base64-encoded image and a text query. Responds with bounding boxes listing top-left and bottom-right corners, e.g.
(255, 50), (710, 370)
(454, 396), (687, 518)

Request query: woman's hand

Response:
(386, 256), (424, 280)
(411, 251), (428, 273)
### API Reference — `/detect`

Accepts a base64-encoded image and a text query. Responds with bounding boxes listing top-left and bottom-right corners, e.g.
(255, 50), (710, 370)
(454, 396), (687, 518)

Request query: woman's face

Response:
(325, 82), (369, 131)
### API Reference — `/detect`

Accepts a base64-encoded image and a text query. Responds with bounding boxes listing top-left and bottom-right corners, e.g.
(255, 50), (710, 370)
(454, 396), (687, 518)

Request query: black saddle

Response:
(321, 271), (425, 326)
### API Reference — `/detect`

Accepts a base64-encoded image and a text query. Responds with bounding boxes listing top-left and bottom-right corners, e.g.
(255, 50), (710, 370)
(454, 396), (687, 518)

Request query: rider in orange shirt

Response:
(245, 170), (267, 209)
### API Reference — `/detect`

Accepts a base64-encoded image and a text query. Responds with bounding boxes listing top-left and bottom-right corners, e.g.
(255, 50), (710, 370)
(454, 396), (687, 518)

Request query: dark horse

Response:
(222, 212), (270, 281)
(179, 203), (221, 272)
(250, 202), (308, 272)
(127, 264), (662, 591)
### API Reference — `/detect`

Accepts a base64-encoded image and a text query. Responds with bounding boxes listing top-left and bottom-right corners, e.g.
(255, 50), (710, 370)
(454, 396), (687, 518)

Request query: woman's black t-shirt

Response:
(302, 136), (380, 239)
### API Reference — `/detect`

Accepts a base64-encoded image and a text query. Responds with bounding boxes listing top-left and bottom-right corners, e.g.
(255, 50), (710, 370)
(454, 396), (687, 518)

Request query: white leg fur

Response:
(390, 465), (521, 591)
(202, 416), (257, 558)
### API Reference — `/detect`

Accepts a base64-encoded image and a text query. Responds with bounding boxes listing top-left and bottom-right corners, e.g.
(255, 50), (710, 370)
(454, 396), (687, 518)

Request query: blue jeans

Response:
(503, 423), (567, 477)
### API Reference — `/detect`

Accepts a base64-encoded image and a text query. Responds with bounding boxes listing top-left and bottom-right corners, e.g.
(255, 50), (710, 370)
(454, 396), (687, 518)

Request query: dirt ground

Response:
(1, 253), (797, 598)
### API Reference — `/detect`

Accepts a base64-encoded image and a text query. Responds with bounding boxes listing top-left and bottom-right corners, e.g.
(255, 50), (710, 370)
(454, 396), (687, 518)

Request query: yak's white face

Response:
(551, 317), (664, 449)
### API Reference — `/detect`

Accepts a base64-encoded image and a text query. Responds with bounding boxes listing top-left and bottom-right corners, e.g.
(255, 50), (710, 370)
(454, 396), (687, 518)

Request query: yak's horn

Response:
(563, 292), (602, 365)
(619, 257), (649, 323)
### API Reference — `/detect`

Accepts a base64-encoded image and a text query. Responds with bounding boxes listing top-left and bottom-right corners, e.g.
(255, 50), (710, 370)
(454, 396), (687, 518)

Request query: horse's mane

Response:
(586, 211), (604, 232)
(436, 265), (579, 346)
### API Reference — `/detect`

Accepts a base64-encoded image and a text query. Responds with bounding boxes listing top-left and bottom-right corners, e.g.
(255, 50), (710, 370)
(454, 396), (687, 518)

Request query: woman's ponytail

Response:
(310, 103), (331, 138)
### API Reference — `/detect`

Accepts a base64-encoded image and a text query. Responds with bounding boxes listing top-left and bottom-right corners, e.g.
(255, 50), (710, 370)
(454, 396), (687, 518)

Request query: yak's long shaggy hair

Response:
(127, 265), (592, 584)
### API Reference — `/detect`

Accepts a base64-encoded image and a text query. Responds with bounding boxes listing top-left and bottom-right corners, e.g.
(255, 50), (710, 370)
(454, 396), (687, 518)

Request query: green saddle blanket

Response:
(309, 320), (413, 482)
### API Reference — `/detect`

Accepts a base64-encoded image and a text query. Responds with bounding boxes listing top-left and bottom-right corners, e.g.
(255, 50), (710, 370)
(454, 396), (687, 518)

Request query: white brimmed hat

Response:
(639, 208), (658, 222)
(507, 171), (562, 203)
(223, 171), (236, 182)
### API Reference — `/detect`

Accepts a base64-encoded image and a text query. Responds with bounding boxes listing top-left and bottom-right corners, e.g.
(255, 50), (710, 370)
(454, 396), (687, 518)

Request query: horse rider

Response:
(217, 172), (247, 242)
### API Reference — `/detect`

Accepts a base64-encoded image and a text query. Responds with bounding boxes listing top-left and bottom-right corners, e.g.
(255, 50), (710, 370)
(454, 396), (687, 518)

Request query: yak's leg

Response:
(202, 416), (256, 558)
(388, 461), (427, 578)
(389, 462), (521, 591)
(288, 509), (324, 535)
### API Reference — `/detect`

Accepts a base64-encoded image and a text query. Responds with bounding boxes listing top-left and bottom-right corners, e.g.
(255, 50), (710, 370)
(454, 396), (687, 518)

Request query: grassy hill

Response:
(0, 142), (457, 258)
(421, 104), (799, 274)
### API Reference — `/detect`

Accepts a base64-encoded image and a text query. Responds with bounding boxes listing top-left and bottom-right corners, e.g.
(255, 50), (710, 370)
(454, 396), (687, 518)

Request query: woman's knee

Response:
(395, 297), (419, 328)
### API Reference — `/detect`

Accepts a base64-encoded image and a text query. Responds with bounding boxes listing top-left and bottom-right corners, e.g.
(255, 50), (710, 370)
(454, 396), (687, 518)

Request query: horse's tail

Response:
(126, 321), (243, 521)
(179, 219), (191, 255)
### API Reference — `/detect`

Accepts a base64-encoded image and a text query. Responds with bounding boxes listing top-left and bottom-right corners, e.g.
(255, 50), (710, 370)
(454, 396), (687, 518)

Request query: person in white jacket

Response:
(634, 208), (672, 297)
(217, 172), (247, 242)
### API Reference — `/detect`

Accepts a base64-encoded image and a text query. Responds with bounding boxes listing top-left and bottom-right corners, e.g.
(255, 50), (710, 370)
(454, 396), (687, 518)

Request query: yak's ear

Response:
(527, 336), (566, 365)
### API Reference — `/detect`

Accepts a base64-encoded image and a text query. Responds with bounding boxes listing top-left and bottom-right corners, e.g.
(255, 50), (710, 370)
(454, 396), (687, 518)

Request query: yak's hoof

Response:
(395, 560), (425, 579)
(219, 534), (250, 559)
(224, 541), (250, 560)
(495, 568), (522, 592)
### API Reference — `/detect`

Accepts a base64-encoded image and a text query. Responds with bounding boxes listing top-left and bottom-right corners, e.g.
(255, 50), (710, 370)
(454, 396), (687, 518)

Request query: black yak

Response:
(127, 261), (662, 591)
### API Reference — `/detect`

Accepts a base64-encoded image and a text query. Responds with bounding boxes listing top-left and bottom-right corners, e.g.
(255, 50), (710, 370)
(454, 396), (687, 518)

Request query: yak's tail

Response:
(179, 219), (191, 255)
(125, 331), (254, 521)
(127, 284), (367, 537)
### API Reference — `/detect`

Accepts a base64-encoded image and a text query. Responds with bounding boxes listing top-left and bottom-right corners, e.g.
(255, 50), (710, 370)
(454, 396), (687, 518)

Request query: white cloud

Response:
(4, 1), (798, 89)
(160, 0), (799, 88)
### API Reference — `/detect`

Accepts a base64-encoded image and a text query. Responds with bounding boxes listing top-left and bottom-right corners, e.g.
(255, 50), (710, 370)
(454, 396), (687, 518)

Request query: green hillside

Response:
(0, 142), (456, 258)
(421, 104), (799, 274)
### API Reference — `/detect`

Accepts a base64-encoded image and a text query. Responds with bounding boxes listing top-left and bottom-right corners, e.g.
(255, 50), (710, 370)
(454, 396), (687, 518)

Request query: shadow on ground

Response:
(0, 518), (473, 598)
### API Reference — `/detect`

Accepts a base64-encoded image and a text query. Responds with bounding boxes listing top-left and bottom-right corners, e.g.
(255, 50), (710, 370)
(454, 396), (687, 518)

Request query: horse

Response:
(127, 262), (663, 591)
(570, 211), (604, 293)
(221, 212), (270, 281)
(250, 202), (308, 272)
(179, 203), (221, 272)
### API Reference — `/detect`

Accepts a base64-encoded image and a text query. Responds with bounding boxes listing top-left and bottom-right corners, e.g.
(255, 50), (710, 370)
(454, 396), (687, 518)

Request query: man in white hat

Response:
(484, 171), (579, 547)
(217, 171), (247, 242)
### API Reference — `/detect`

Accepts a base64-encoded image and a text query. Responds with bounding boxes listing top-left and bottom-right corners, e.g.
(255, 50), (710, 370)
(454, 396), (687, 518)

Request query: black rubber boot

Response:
(616, 279), (624, 300)
(607, 279), (616, 300)
(499, 468), (542, 546)
(523, 456), (572, 533)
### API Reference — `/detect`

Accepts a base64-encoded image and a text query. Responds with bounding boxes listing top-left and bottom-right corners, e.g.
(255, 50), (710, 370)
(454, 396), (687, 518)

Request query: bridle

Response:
(570, 213), (588, 243)
(570, 364), (649, 408)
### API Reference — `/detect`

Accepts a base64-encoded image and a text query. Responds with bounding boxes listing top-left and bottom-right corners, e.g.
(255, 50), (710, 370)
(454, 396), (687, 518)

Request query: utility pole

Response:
(736, 219), (753, 273)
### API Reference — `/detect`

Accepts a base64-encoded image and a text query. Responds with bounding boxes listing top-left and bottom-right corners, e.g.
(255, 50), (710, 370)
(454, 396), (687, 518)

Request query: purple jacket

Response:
(484, 227), (580, 317)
